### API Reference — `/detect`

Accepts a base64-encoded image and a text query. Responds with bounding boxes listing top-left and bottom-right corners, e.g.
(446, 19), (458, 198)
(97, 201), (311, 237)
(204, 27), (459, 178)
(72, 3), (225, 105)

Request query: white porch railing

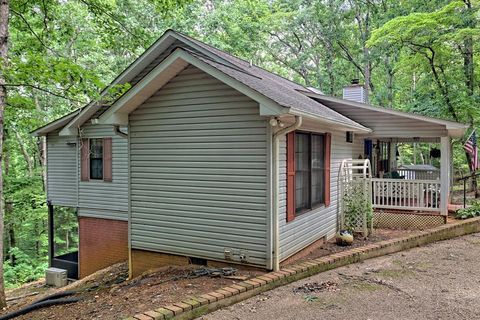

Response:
(372, 178), (441, 212)
(395, 168), (440, 180)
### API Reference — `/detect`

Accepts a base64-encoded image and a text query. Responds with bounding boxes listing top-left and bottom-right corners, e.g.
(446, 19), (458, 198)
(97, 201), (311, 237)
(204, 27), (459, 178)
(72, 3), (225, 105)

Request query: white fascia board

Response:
(57, 30), (256, 134)
(57, 31), (179, 136)
(31, 111), (79, 136)
(99, 49), (287, 124)
(288, 109), (372, 133)
(448, 128), (467, 138)
(59, 105), (102, 136)
(99, 50), (190, 125)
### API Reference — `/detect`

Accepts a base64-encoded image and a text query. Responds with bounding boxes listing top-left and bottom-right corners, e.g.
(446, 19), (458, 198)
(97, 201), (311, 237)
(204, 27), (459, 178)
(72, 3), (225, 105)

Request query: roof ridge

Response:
(172, 30), (307, 90)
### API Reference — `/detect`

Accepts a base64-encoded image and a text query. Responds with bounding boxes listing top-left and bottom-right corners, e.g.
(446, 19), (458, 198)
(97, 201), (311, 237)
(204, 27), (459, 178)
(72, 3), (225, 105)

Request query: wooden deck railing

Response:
(394, 168), (440, 180)
(372, 178), (441, 211)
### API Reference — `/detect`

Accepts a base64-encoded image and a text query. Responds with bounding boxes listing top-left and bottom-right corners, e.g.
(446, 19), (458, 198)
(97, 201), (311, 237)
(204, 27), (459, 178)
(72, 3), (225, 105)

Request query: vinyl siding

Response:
(129, 66), (269, 266)
(278, 130), (363, 261)
(342, 86), (367, 103)
(326, 104), (448, 138)
(78, 123), (128, 221)
(46, 132), (78, 206)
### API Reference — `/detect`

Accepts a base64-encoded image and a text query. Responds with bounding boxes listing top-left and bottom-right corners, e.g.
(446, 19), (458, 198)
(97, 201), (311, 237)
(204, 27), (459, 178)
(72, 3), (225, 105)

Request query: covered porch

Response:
(364, 136), (451, 217)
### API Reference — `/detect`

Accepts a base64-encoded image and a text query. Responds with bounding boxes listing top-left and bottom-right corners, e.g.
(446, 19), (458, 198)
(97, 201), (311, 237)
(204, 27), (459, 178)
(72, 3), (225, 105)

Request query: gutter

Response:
(113, 125), (128, 139)
(288, 109), (371, 133)
(271, 115), (302, 271)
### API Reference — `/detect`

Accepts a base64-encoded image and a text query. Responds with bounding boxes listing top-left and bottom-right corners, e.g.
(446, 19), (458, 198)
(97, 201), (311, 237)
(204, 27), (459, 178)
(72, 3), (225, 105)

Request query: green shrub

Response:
(3, 248), (48, 288)
(455, 201), (480, 220)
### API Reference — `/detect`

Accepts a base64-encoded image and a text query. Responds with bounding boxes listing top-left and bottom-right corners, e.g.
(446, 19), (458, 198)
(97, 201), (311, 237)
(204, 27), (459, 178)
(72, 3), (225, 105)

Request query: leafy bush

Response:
(455, 201), (480, 220)
(4, 248), (48, 288)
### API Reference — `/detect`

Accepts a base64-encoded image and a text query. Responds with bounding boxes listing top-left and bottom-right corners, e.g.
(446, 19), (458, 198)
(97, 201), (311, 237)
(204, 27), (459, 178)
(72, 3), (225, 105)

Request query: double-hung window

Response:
(287, 131), (331, 221)
(89, 138), (104, 180)
(295, 132), (325, 213)
(80, 137), (113, 182)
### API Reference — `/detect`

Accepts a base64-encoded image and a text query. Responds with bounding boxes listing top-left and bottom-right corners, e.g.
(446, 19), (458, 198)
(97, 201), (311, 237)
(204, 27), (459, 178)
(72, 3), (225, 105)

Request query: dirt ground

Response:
(2, 264), (264, 320)
(202, 233), (480, 320)
(451, 189), (478, 206)
(0, 228), (441, 319)
(284, 228), (413, 265)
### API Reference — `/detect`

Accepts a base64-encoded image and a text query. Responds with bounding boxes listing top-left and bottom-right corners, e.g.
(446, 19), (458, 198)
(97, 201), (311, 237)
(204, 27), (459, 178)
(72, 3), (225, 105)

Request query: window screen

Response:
(89, 138), (103, 180)
(295, 132), (325, 213)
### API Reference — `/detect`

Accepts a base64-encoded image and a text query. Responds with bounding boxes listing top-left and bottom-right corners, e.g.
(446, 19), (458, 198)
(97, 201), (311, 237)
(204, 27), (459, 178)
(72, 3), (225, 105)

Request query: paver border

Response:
(126, 217), (480, 320)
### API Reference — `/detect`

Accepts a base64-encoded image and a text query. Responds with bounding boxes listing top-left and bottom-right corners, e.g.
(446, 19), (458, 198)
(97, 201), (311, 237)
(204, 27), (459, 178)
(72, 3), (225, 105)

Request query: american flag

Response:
(464, 130), (478, 171)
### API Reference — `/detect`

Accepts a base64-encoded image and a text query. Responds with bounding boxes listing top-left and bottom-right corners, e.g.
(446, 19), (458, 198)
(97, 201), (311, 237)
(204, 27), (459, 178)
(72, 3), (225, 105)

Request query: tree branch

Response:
(337, 40), (365, 76)
(4, 84), (86, 103)
(10, 9), (62, 57)
(78, 0), (141, 41)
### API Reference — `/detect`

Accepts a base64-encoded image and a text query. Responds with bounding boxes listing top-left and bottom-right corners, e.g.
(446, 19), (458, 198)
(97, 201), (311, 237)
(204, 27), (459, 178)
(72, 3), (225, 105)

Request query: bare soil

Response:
(2, 264), (264, 320)
(451, 189), (478, 205)
(0, 228), (430, 319)
(284, 228), (413, 265)
(203, 233), (480, 320)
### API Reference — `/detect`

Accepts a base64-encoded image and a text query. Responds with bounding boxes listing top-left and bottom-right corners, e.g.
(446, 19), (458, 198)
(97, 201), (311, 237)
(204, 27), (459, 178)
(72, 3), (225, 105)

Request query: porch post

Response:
(389, 142), (397, 171)
(47, 200), (54, 266)
(440, 137), (451, 216)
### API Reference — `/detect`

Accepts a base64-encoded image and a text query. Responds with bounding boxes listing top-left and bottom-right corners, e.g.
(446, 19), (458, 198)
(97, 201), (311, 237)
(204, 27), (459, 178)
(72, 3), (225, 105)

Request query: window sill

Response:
(292, 203), (326, 221)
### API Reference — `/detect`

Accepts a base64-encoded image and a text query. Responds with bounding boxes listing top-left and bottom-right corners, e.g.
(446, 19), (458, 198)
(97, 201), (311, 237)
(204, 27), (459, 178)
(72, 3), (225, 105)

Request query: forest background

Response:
(0, 0), (478, 289)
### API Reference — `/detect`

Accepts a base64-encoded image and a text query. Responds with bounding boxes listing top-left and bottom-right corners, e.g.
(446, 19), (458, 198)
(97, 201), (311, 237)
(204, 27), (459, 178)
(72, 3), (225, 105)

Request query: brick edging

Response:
(126, 217), (480, 320)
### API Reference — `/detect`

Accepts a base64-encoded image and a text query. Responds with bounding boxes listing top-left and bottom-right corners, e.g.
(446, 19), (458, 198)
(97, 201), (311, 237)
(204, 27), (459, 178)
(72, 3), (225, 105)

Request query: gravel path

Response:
(201, 233), (480, 320)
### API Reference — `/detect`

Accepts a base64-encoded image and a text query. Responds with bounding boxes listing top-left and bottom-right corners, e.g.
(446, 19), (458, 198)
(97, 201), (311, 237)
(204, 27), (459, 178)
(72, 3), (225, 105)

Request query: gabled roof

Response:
(33, 29), (467, 138)
(44, 29), (369, 136)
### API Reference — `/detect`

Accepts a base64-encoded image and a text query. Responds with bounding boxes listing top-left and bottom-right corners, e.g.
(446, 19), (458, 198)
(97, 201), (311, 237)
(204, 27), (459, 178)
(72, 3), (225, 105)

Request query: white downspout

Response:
(272, 116), (302, 271)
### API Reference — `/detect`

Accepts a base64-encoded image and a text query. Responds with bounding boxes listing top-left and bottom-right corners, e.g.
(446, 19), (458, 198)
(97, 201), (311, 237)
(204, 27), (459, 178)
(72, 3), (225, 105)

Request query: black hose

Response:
(0, 297), (79, 320)
(31, 291), (76, 304)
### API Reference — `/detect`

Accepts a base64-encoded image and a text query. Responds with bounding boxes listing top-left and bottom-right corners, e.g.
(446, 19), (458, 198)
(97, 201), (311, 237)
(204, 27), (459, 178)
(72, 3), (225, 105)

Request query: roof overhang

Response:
(97, 48), (288, 126)
(303, 91), (469, 138)
(31, 110), (80, 136)
(288, 108), (371, 133)
(38, 29), (371, 136)
(57, 30), (247, 135)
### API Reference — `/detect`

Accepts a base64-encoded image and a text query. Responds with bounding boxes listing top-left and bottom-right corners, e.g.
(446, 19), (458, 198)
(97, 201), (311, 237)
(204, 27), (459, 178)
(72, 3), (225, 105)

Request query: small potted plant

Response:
(335, 229), (354, 246)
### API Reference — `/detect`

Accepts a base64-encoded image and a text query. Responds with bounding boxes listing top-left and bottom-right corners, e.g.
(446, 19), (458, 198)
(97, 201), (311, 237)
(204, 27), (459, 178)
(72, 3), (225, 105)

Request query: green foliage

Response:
(2, 0), (479, 288)
(343, 179), (373, 233)
(455, 201), (480, 219)
(4, 248), (48, 288)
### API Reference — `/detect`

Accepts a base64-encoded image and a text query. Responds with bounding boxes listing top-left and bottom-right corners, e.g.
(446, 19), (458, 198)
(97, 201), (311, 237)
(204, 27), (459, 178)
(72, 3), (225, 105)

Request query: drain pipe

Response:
(272, 115), (302, 271)
(113, 125), (128, 139)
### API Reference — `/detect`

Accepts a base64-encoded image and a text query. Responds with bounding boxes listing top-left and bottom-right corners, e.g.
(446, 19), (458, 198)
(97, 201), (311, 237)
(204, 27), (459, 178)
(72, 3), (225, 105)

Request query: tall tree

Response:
(0, 0), (9, 308)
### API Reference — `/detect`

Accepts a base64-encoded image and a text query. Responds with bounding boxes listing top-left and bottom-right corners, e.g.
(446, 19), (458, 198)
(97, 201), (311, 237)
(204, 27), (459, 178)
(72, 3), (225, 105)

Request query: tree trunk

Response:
(0, 0), (9, 308)
(385, 54), (396, 108)
(4, 201), (12, 265)
(13, 128), (34, 177)
(8, 226), (15, 266)
(33, 95), (48, 191)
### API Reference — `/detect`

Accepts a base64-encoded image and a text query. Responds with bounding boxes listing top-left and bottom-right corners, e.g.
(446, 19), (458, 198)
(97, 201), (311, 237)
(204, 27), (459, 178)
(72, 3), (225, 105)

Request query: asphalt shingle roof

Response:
(174, 32), (368, 130)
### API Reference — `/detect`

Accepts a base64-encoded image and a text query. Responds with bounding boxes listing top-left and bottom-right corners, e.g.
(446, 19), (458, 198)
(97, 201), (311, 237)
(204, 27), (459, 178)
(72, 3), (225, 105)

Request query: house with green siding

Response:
(33, 30), (467, 279)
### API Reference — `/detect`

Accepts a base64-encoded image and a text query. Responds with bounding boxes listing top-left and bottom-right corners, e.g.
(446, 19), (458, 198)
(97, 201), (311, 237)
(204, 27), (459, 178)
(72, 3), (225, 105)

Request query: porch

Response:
(339, 136), (452, 232)
(364, 136), (451, 217)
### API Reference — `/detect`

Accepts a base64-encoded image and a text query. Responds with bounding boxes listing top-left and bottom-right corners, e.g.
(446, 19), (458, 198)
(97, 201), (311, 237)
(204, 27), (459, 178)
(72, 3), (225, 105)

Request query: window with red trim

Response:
(295, 132), (325, 213)
(80, 137), (112, 182)
(286, 131), (331, 222)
